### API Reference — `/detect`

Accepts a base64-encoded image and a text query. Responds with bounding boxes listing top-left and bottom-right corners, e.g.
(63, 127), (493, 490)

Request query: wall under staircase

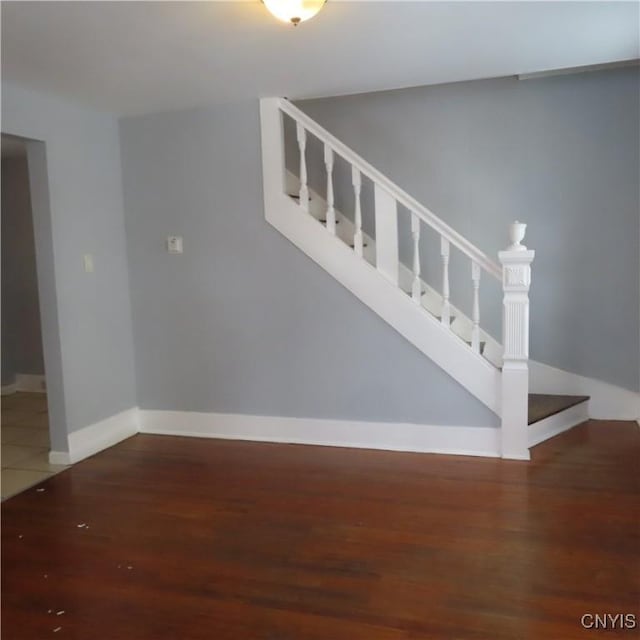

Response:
(261, 97), (593, 460)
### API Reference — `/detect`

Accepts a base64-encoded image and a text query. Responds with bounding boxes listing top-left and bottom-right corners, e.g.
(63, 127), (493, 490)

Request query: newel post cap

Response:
(507, 221), (528, 251)
(499, 221), (535, 268)
(499, 222), (535, 291)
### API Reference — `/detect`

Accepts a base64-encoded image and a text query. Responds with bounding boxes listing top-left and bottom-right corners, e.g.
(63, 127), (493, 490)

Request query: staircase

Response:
(260, 97), (589, 460)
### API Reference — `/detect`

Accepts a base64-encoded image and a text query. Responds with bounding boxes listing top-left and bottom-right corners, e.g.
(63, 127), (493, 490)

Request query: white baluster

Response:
(296, 122), (309, 213)
(352, 167), (363, 257)
(440, 237), (450, 326)
(471, 262), (481, 351)
(324, 145), (336, 235)
(411, 213), (421, 303)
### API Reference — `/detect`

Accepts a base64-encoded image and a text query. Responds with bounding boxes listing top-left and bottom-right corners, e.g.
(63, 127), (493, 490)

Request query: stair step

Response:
(319, 218), (341, 225)
(349, 242), (369, 249)
(528, 394), (590, 425)
(288, 194), (310, 201)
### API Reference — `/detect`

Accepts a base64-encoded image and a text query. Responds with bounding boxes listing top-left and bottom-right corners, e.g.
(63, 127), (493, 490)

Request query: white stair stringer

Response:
(265, 191), (502, 415)
(285, 172), (504, 369)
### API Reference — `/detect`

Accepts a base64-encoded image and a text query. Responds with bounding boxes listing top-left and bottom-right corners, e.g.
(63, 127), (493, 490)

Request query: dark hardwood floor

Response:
(2, 420), (639, 639)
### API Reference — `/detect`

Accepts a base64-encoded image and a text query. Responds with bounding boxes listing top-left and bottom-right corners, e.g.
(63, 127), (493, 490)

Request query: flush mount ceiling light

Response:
(262, 0), (326, 26)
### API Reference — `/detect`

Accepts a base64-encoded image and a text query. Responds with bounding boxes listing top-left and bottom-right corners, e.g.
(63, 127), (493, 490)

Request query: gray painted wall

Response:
(297, 68), (640, 392)
(1, 155), (45, 385)
(119, 101), (498, 427)
(1, 83), (137, 447)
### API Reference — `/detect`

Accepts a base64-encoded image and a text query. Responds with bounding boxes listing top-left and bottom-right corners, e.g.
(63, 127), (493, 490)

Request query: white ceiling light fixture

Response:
(262, 0), (326, 26)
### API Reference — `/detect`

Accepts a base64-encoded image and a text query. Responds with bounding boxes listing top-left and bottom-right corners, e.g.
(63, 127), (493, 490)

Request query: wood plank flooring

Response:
(2, 420), (639, 639)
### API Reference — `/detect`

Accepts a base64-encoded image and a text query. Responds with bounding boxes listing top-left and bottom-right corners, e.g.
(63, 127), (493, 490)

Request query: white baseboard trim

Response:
(49, 407), (140, 465)
(528, 400), (589, 448)
(15, 373), (47, 393)
(529, 361), (640, 421)
(139, 410), (501, 458)
(1, 383), (17, 396)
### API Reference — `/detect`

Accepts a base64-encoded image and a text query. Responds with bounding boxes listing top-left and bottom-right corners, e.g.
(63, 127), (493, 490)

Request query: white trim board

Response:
(529, 361), (640, 421)
(139, 410), (501, 458)
(528, 400), (589, 448)
(40, 402), (607, 467)
(518, 59), (639, 81)
(49, 407), (139, 465)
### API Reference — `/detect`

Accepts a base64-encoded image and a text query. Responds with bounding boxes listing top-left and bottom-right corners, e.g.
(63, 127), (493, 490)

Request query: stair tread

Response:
(527, 394), (590, 425)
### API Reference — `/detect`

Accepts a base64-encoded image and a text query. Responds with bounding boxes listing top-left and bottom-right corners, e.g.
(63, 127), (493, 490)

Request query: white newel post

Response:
(259, 99), (286, 211)
(499, 221), (535, 460)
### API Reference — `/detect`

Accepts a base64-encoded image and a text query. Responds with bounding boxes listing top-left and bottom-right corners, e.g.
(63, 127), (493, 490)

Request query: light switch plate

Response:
(83, 254), (94, 273)
(167, 236), (183, 254)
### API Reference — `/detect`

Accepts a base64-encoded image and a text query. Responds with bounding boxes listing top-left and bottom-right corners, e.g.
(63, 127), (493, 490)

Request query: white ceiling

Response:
(1, 1), (638, 116)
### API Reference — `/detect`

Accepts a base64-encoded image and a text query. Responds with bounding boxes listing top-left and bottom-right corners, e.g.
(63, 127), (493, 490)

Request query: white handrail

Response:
(278, 98), (502, 281)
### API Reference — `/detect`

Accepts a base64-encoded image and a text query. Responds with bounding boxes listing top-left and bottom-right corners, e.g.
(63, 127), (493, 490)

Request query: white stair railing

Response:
(279, 97), (502, 336)
(260, 97), (534, 460)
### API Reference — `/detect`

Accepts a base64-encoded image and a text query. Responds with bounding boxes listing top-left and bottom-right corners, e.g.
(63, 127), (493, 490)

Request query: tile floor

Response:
(1, 392), (69, 500)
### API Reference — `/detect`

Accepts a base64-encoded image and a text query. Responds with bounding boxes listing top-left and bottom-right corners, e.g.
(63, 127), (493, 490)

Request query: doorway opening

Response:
(1, 133), (69, 499)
